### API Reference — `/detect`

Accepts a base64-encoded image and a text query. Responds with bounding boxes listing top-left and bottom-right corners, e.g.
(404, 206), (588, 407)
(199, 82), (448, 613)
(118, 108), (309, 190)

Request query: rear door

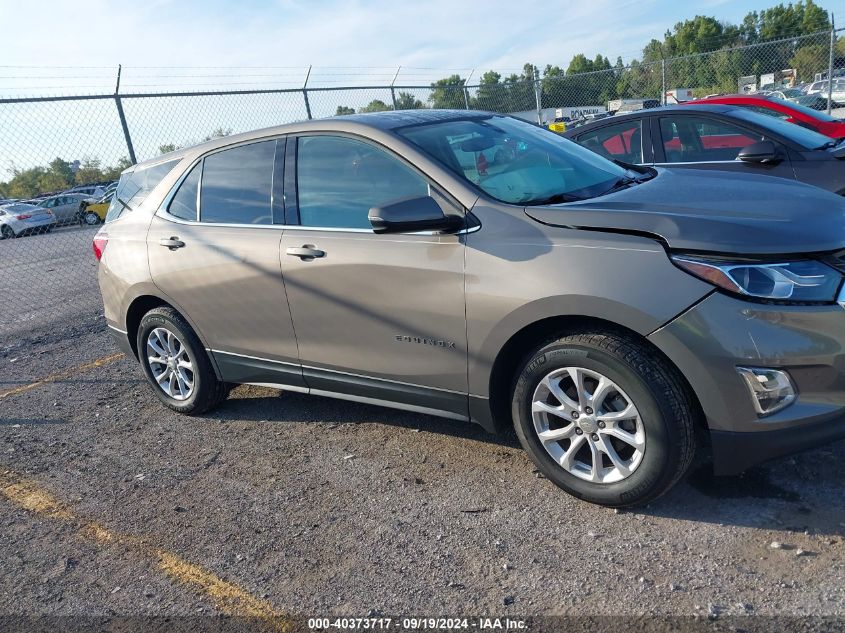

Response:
(279, 133), (468, 418)
(573, 117), (651, 164)
(148, 138), (304, 388)
(652, 113), (795, 179)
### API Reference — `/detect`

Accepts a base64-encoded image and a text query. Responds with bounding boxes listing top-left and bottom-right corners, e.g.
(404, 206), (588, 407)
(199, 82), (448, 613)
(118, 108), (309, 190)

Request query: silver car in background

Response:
(36, 192), (95, 225)
(0, 203), (56, 238)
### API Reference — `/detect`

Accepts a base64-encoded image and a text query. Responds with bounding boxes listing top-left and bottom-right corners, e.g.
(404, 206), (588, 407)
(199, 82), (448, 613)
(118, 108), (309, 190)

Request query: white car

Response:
(0, 203), (56, 238)
(805, 79), (845, 105)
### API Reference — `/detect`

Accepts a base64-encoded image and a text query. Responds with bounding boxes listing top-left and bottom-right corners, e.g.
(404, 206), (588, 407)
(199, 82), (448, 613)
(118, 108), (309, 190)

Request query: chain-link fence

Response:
(1, 28), (843, 348)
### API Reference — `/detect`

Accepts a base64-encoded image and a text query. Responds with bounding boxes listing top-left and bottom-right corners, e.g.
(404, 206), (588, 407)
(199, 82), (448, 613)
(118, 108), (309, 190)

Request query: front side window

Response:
(659, 116), (764, 162)
(398, 115), (626, 204)
(200, 140), (275, 225)
(106, 159), (179, 223)
(576, 120), (643, 163)
(296, 135), (428, 229)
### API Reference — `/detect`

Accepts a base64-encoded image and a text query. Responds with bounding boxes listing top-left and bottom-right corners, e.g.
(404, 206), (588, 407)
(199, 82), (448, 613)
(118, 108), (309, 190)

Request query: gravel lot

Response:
(1, 227), (845, 631)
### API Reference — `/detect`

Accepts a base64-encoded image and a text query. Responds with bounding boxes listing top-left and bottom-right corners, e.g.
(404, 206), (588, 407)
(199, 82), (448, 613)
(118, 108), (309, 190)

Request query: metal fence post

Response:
(661, 57), (667, 105)
(463, 69), (474, 110)
(390, 66), (400, 109)
(828, 17), (836, 115)
(113, 64), (136, 165)
(302, 65), (313, 120)
(533, 67), (542, 124)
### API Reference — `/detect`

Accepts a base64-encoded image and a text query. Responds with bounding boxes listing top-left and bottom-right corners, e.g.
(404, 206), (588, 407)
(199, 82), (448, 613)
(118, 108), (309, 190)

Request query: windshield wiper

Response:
(600, 175), (640, 196)
(816, 139), (837, 150)
(525, 192), (585, 206)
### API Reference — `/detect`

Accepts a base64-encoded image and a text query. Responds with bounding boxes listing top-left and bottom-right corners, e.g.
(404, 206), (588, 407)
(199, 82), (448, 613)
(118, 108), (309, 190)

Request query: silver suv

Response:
(96, 110), (845, 506)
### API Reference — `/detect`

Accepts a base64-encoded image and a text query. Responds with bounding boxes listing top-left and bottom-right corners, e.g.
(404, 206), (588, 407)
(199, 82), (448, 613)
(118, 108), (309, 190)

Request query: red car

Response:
(686, 95), (845, 139)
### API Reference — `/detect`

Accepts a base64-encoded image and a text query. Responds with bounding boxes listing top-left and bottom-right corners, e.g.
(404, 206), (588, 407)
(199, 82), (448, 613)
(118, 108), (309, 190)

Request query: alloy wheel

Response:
(146, 327), (195, 401)
(531, 366), (645, 483)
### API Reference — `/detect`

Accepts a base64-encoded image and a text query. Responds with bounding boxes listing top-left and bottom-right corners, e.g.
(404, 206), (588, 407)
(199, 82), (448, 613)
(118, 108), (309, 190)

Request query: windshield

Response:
(396, 115), (627, 204)
(788, 97), (841, 122)
(730, 107), (833, 149)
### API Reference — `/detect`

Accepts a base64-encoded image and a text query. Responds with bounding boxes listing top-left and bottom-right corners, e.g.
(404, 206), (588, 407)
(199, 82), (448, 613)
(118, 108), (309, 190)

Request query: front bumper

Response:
(649, 292), (845, 474)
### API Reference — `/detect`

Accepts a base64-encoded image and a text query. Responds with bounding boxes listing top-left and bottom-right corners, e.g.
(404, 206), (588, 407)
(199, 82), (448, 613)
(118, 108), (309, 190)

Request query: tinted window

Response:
(106, 159), (179, 223)
(659, 116), (763, 162)
(746, 105), (790, 120)
(577, 120), (643, 163)
(200, 141), (275, 225)
(399, 116), (626, 204)
(168, 163), (200, 221)
(296, 136), (428, 229)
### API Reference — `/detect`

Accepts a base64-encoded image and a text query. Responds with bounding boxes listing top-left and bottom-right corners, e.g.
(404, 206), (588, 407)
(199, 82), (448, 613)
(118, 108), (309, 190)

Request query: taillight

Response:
(93, 234), (108, 261)
(15, 214), (31, 220)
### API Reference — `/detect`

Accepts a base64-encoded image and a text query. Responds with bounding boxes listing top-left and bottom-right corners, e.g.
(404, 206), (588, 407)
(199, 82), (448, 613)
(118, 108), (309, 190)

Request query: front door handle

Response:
(159, 237), (185, 250)
(286, 245), (325, 260)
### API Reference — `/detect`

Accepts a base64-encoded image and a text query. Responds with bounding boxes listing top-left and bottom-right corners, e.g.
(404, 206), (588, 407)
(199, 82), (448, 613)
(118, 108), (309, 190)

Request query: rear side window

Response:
(168, 164), (201, 221)
(659, 116), (762, 162)
(106, 159), (179, 223)
(200, 141), (275, 225)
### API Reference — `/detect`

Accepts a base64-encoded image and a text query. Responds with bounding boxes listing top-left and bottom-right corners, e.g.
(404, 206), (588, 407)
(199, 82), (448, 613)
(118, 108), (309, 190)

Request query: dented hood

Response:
(524, 168), (845, 255)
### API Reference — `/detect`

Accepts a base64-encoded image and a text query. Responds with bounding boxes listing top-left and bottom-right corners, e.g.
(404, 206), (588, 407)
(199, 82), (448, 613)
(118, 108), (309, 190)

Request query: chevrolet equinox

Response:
(96, 110), (845, 506)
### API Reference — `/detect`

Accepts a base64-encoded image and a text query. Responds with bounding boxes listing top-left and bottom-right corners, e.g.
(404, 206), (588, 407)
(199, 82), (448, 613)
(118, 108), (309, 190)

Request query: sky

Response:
(0, 0), (785, 93)
(0, 0), (834, 180)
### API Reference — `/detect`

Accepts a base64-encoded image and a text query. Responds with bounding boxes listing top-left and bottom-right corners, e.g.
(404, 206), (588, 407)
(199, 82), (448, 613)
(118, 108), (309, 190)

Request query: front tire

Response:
(136, 307), (228, 415)
(82, 211), (101, 225)
(1, 225), (15, 239)
(511, 331), (697, 507)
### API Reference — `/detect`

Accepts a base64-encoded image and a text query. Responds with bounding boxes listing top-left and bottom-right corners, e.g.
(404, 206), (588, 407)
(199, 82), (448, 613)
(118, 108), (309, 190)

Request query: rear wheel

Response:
(511, 330), (697, 507)
(136, 307), (229, 415)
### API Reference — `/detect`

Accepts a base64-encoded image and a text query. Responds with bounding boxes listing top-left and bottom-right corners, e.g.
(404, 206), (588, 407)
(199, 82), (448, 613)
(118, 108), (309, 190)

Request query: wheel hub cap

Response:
(531, 366), (646, 484)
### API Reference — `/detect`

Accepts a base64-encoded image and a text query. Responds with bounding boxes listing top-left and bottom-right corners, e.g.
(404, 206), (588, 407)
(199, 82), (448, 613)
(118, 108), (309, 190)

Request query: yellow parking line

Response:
(0, 352), (125, 400)
(0, 469), (294, 631)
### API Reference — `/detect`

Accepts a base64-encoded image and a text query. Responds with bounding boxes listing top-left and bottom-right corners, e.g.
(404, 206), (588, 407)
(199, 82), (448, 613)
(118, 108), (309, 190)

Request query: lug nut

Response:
(591, 433), (599, 441)
(598, 421), (605, 429)
(571, 411), (579, 419)
(575, 428), (583, 435)
(585, 407), (593, 415)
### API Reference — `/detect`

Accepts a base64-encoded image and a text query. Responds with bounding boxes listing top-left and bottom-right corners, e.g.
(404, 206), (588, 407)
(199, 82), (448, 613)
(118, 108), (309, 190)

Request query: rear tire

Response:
(511, 330), (697, 507)
(83, 211), (101, 225)
(136, 307), (228, 415)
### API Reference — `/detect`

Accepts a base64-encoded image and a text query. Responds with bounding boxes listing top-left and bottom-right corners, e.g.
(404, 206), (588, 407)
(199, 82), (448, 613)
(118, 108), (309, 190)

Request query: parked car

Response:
(768, 88), (805, 102)
(79, 191), (114, 225)
(0, 202), (56, 238)
(805, 78), (845, 105)
(565, 104), (845, 194)
(96, 110), (845, 507)
(37, 192), (95, 225)
(688, 94), (845, 138)
(65, 184), (107, 199)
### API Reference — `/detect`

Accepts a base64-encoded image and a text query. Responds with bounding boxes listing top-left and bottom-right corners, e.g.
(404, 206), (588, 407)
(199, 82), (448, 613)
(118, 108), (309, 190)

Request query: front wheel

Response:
(1, 225), (15, 239)
(82, 211), (101, 225)
(511, 331), (697, 507)
(136, 307), (229, 414)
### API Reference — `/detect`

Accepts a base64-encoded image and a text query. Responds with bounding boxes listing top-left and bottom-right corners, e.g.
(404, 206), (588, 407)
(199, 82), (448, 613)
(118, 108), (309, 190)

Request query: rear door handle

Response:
(286, 245), (325, 260)
(159, 237), (185, 250)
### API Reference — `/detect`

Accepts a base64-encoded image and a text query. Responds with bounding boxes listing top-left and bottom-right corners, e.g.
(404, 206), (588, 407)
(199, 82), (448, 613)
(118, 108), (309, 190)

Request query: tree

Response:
(335, 105), (356, 115)
(790, 44), (830, 81)
(394, 91), (423, 110)
(74, 157), (105, 185)
(474, 71), (506, 111)
(359, 99), (392, 113)
(429, 74), (467, 109)
(158, 143), (179, 155)
(202, 127), (232, 141)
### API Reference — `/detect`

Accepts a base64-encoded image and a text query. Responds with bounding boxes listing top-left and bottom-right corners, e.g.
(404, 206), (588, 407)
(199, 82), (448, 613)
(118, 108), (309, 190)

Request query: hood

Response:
(524, 168), (845, 255)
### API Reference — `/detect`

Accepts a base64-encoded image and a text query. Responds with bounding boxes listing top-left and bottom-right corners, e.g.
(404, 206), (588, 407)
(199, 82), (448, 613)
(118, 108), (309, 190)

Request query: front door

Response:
(280, 134), (468, 418)
(148, 138), (304, 388)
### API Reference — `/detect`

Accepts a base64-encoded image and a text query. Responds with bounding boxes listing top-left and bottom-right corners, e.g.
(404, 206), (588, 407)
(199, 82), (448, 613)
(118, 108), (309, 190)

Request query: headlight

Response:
(671, 255), (842, 302)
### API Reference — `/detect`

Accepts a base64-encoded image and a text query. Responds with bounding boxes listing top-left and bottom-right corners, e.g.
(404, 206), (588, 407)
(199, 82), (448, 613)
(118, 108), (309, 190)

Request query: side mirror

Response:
(737, 140), (781, 164)
(369, 195), (463, 234)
